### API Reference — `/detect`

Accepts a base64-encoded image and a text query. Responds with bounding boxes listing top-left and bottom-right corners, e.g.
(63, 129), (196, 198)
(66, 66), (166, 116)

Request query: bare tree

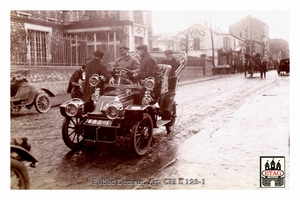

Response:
(177, 27), (204, 53)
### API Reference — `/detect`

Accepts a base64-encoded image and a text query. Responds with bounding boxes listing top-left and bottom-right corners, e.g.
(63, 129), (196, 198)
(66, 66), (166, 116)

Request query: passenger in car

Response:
(135, 44), (162, 100)
(161, 50), (180, 76)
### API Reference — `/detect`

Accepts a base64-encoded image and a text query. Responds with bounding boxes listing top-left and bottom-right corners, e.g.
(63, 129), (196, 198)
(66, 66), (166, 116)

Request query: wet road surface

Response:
(10, 70), (289, 190)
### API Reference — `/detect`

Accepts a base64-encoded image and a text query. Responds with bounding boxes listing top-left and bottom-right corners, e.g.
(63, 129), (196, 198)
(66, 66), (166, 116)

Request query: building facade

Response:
(152, 23), (245, 70)
(269, 38), (289, 61)
(229, 15), (270, 59)
(10, 10), (152, 66)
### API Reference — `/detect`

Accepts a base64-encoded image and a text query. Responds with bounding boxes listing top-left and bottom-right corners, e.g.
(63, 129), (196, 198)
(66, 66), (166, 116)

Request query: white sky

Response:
(5, 1), (292, 43)
(152, 10), (290, 43)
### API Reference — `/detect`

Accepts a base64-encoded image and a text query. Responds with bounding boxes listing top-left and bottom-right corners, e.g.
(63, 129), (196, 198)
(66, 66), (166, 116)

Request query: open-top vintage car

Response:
(11, 69), (55, 115)
(60, 52), (187, 156)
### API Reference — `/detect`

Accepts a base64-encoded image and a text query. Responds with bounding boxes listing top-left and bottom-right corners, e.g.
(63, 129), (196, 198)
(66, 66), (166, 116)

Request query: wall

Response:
(11, 66), (79, 95)
(11, 65), (210, 95)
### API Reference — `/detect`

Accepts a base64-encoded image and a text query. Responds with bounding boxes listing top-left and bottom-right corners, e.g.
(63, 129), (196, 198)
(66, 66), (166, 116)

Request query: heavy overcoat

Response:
(67, 68), (83, 93)
(161, 57), (180, 76)
(83, 58), (109, 103)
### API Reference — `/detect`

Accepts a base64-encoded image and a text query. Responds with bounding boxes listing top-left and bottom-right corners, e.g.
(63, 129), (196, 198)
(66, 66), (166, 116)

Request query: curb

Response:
(50, 74), (235, 107)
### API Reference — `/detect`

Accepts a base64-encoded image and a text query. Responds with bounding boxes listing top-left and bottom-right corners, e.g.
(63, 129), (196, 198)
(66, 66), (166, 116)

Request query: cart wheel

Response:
(62, 117), (85, 150)
(35, 93), (51, 113)
(130, 113), (153, 156)
(11, 158), (30, 189)
(166, 101), (177, 135)
(11, 106), (22, 115)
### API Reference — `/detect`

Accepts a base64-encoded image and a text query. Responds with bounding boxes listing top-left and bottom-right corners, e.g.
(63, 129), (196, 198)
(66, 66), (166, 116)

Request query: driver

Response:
(108, 43), (140, 84)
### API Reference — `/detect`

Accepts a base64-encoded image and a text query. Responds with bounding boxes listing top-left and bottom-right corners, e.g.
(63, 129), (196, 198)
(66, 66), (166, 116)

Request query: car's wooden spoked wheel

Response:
(131, 113), (153, 156)
(62, 117), (85, 150)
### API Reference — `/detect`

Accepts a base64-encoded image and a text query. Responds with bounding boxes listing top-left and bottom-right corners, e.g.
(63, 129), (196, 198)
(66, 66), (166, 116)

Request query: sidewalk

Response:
(142, 72), (290, 190)
(50, 74), (234, 107)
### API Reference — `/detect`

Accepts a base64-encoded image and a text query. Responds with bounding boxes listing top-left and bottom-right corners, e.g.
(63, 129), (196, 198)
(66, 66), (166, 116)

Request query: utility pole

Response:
(209, 12), (215, 72)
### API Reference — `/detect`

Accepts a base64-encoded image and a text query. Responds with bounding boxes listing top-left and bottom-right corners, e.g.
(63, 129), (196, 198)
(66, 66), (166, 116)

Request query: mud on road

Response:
(10, 70), (288, 189)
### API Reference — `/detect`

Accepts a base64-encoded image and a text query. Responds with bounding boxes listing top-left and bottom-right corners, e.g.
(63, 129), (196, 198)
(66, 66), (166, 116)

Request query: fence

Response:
(11, 33), (115, 66)
(49, 34), (89, 66)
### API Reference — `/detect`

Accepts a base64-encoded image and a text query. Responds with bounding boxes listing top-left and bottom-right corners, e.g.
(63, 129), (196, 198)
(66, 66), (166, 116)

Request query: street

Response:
(10, 70), (289, 190)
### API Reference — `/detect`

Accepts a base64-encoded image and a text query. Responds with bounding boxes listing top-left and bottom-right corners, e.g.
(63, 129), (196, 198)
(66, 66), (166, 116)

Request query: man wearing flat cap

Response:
(135, 44), (162, 100)
(161, 50), (180, 76)
(108, 43), (140, 84)
(83, 50), (109, 111)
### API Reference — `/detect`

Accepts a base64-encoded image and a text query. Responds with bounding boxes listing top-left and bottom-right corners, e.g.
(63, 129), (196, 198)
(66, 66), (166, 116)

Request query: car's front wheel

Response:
(62, 117), (85, 150)
(130, 113), (153, 156)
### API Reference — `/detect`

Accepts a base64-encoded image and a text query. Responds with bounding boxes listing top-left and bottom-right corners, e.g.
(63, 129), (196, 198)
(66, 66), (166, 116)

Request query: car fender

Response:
(124, 105), (156, 123)
(39, 88), (55, 97)
(11, 145), (38, 167)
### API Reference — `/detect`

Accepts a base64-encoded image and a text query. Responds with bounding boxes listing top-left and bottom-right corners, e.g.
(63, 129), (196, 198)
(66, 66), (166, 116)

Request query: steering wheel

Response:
(113, 67), (134, 76)
(110, 67), (140, 85)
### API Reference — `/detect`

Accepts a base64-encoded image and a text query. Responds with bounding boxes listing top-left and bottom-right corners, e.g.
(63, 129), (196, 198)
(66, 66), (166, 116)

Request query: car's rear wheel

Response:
(62, 117), (85, 150)
(35, 93), (51, 113)
(130, 113), (153, 156)
(11, 106), (22, 115)
(11, 158), (30, 189)
(166, 101), (177, 135)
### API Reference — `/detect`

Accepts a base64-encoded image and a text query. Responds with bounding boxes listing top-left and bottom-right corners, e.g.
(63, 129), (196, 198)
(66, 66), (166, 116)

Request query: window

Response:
(24, 23), (52, 66)
(222, 56), (227, 65)
(234, 39), (236, 49)
(223, 37), (230, 49)
(134, 36), (143, 46)
(28, 30), (48, 65)
(134, 11), (143, 24)
(194, 38), (200, 50)
(16, 11), (32, 18)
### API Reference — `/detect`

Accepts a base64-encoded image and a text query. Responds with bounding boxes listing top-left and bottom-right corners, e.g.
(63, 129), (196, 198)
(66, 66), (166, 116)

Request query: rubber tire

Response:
(166, 101), (177, 135)
(34, 93), (51, 113)
(131, 113), (153, 156)
(11, 106), (22, 115)
(62, 117), (85, 150)
(11, 158), (30, 189)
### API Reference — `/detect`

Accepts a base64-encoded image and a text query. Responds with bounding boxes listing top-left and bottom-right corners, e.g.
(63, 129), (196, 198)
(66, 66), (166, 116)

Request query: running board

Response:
(156, 119), (170, 127)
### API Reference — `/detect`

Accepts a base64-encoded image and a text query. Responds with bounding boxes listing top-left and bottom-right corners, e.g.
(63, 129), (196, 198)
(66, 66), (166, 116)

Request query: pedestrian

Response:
(67, 65), (86, 98)
(83, 50), (109, 112)
(260, 60), (267, 79)
(108, 43), (140, 84)
(161, 50), (180, 76)
(135, 44), (162, 100)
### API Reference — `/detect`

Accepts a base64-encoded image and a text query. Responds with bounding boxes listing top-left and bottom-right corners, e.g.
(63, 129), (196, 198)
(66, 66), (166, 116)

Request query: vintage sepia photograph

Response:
(6, 0), (296, 197)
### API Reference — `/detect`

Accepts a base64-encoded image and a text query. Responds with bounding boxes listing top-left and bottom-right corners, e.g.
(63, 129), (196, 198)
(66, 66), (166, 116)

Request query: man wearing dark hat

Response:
(161, 50), (180, 76)
(135, 44), (162, 100)
(108, 43), (140, 84)
(67, 64), (86, 99)
(83, 50), (109, 111)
